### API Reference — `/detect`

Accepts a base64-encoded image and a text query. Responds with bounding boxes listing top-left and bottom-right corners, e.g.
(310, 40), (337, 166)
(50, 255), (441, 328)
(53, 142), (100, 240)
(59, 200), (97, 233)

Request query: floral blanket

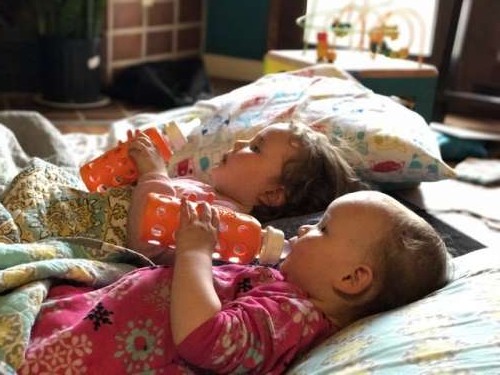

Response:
(0, 158), (153, 373)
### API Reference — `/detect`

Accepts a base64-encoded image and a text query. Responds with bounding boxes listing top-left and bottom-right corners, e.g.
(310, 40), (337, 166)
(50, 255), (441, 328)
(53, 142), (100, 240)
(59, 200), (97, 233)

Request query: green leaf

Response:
(29, 0), (106, 38)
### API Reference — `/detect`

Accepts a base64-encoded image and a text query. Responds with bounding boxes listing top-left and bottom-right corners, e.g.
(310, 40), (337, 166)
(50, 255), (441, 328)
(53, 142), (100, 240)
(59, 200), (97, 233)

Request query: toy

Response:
(316, 31), (336, 63)
(297, 0), (426, 64)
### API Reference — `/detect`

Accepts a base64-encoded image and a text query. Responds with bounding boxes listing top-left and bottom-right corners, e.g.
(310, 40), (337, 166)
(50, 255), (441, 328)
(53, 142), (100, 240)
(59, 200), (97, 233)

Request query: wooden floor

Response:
(0, 78), (247, 134)
(0, 77), (497, 137)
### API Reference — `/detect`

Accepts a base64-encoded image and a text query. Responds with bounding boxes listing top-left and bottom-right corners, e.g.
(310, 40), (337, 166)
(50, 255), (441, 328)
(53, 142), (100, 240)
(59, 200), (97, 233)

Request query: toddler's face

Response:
(210, 123), (299, 207)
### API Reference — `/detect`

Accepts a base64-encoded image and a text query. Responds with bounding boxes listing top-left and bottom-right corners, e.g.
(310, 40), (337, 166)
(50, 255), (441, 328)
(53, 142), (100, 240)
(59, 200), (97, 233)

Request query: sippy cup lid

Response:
(259, 226), (285, 265)
(165, 121), (188, 151)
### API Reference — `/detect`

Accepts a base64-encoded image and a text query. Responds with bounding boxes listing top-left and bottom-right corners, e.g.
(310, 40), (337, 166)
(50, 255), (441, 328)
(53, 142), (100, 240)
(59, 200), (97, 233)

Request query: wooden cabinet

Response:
(431, 0), (500, 120)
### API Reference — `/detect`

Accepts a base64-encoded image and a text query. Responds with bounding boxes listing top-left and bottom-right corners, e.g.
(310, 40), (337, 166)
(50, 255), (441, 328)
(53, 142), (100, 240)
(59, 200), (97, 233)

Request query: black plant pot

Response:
(39, 37), (107, 106)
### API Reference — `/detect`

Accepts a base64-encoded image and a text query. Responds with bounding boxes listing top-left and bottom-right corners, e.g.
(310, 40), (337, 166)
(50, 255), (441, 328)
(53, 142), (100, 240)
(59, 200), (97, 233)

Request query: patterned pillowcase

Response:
(285, 248), (500, 374)
(299, 89), (457, 186)
(156, 65), (455, 186)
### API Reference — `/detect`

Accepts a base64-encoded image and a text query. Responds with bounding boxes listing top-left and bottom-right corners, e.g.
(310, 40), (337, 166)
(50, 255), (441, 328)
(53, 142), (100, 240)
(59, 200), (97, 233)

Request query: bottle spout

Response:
(259, 226), (285, 265)
(165, 121), (189, 151)
(281, 240), (291, 259)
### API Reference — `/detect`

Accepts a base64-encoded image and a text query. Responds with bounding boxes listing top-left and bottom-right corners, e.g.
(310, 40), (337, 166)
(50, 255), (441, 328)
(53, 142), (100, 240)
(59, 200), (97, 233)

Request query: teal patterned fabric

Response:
(287, 248), (500, 374)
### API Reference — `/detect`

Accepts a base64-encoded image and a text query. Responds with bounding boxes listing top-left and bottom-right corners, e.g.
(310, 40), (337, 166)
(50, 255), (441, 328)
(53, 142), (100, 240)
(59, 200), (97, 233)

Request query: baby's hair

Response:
(251, 121), (367, 222)
(355, 209), (450, 319)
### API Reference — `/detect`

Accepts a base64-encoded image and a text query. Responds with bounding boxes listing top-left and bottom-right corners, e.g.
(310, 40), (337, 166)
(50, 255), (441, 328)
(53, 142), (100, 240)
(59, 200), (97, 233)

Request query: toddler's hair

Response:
(251, 121), (367, 222)
(356, 208), (450, 319)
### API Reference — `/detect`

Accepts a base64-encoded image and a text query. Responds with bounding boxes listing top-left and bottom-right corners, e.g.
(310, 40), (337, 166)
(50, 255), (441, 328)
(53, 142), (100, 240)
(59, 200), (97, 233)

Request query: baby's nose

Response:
(233, 140), (247, 151)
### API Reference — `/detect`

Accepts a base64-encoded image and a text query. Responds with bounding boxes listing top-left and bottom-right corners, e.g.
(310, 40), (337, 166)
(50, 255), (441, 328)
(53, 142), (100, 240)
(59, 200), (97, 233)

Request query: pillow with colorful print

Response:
(156, 65), (456, 187)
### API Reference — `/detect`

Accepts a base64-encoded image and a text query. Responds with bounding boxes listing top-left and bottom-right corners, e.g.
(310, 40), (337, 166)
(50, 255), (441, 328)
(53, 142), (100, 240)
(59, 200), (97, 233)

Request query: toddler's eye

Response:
(250, 144), (260, 153)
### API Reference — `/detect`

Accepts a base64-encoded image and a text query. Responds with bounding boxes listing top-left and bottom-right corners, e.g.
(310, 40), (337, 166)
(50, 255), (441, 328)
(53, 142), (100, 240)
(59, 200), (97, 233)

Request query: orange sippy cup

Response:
(140, 193), (285, 265)
(80, 122), (186, 192)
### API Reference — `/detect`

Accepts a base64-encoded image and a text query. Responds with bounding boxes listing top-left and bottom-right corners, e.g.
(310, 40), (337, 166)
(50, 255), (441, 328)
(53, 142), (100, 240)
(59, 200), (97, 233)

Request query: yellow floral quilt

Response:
(0, 158), (151, 372)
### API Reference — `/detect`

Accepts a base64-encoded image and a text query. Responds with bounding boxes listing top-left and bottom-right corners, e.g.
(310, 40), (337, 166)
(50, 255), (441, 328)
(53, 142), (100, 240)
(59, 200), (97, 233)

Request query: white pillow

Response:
(159, 65), (455, 186)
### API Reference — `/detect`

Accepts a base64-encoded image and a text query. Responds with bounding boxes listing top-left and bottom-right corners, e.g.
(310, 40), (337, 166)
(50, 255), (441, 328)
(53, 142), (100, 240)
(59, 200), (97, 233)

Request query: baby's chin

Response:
(209, 159), (226, 176)
(278, 257), (288, 273)
(208, 167), (220, 186)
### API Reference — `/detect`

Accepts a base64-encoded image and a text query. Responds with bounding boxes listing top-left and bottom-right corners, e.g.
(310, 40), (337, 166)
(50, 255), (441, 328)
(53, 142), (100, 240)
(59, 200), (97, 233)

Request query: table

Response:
(264, 49), (438, 123)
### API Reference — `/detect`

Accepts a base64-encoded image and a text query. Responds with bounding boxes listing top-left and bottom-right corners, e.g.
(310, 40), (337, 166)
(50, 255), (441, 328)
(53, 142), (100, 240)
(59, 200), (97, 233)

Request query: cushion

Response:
(285, 247), (500, 374)
(156, 64), (455, 187)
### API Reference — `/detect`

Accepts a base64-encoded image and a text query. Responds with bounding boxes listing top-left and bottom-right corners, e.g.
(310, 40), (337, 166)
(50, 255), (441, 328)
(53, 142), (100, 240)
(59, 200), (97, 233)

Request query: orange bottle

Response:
(140, 193), (285, 265)
(80, 122), (186, 192)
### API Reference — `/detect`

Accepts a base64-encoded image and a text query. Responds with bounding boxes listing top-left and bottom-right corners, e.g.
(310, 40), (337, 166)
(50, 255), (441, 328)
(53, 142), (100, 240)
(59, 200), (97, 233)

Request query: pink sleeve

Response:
(176, 285), (334, 373)
(126, 172), (177, 263)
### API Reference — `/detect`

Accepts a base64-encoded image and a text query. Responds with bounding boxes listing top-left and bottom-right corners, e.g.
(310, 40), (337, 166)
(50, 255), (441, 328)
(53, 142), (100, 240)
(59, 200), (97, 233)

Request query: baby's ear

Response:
(258, 186), (286, 207)
(333, 265), (373, 296)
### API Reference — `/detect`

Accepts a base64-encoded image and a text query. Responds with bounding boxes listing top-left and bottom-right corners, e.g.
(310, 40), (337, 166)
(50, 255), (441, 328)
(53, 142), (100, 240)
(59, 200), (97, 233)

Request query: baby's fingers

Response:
(198, 202), (211, 222)
(211, 207), (220, 229)
(179, 198), (194, 226)
(197, 203), (220, 236)
(129, 134), (153, 154)
(126, 129), (142, 141)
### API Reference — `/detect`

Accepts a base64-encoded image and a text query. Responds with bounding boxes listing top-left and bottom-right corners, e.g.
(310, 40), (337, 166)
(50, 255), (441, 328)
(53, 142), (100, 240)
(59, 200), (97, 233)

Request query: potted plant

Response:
(0, 0), (40, 91)
(32, 0), (108, 107)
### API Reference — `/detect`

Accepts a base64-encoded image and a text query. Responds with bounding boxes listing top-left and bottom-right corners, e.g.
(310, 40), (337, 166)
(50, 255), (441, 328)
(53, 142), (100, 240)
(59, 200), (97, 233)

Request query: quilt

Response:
(0, 160), (154, 372)
(0, 114), (156, 372)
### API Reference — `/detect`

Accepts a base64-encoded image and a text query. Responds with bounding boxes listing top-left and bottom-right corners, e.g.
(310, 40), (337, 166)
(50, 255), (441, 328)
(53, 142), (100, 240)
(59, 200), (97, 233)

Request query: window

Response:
(302, 0), (438, 57)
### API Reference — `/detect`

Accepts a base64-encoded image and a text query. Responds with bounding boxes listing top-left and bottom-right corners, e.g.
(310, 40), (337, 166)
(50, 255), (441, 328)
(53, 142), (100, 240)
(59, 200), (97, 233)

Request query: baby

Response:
(19, 191), (449, 374)
(169, 190), (450, 374)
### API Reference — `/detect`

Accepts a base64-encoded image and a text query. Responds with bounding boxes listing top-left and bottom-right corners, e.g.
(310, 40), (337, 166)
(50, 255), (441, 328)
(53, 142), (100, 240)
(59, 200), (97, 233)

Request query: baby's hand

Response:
(175, 199), (219, 257)
(128, 131), (167, 176)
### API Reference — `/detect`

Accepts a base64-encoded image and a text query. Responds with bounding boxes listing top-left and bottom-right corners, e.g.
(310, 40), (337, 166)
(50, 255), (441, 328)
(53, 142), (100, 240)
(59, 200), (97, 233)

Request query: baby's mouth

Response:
(214, 154), (227, 168)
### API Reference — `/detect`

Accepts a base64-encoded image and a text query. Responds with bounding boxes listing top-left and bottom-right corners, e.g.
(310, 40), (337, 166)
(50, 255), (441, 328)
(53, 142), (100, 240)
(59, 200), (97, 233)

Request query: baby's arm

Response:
(126, 131), (177, 261)
(175, 276), (334, 373)
(170, 199), (222, 345)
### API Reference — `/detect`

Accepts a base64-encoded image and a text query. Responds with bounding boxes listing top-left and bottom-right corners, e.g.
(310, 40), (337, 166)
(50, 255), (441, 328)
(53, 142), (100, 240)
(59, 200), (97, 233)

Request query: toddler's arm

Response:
(170, 199), (222, 345)
(126, 132), (177, 262)
(128, 131), (167, 177)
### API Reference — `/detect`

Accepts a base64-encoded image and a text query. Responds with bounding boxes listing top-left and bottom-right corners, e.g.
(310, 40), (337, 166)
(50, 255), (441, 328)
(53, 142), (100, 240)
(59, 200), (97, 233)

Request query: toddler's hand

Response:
(175, 199), (219, 257)
(128, 131), (167, 176)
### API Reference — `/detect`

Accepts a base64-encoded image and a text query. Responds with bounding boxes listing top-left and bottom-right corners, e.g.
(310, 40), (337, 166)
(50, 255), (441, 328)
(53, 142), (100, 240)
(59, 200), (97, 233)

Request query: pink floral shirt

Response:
(20, 265), (337, 374)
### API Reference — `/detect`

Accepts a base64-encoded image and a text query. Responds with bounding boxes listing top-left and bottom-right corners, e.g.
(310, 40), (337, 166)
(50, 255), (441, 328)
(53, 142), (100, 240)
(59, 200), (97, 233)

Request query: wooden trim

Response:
(267, 0), (306, 50)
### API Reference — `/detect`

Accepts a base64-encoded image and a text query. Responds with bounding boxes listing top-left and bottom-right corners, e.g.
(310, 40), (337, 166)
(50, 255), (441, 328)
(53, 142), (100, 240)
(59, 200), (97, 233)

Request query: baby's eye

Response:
(316, 222), (327, 234)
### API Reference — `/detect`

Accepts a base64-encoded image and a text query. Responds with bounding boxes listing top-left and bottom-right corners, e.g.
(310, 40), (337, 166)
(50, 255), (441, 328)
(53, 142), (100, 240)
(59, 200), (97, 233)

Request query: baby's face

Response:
(209, 123), (299, 207)
(280, 191), (398, 297)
